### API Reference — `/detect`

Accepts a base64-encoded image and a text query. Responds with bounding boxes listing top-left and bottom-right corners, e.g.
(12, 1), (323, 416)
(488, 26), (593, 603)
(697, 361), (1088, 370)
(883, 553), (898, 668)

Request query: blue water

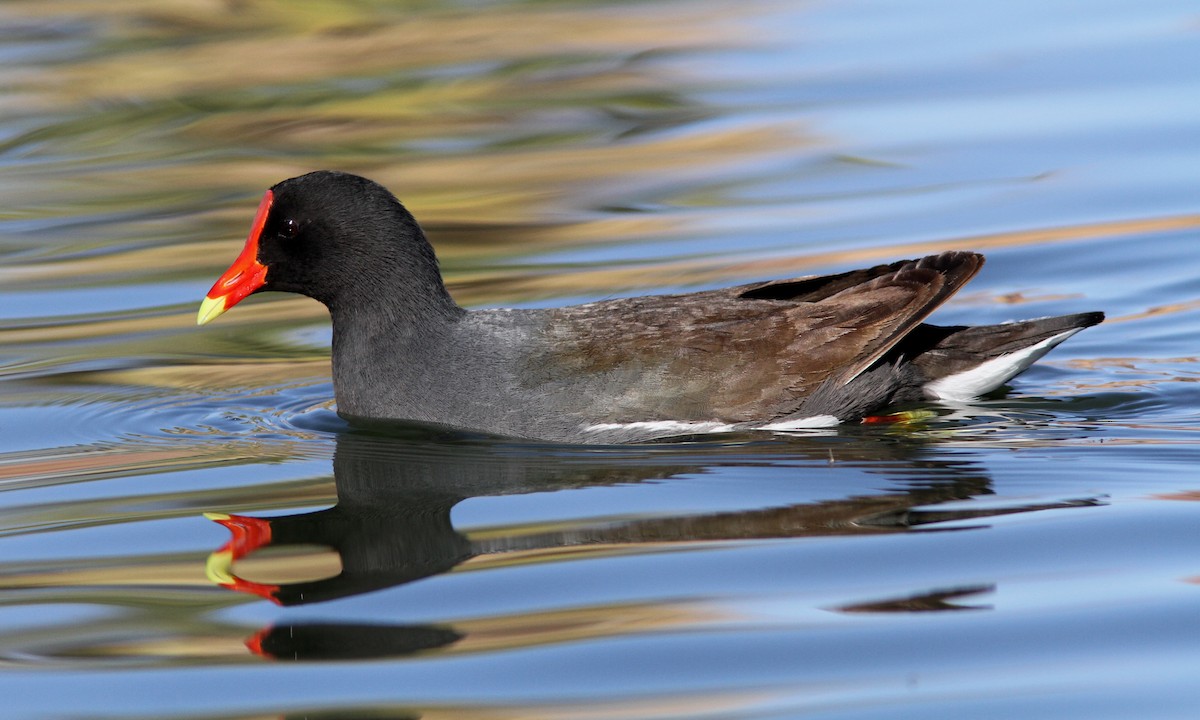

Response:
(1, 0), (1198, 718)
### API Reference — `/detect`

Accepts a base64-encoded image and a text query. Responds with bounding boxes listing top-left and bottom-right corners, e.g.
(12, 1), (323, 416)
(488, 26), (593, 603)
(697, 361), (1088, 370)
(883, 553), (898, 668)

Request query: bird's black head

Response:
(198, 171), (459, 325)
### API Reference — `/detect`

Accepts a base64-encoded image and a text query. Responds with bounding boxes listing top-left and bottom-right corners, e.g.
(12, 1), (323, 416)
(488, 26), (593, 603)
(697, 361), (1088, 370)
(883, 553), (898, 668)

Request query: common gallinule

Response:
(198, 171), (1103, 443)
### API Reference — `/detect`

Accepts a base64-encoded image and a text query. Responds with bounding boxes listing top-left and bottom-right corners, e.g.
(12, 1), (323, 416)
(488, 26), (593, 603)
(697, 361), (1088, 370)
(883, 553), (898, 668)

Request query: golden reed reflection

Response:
(444, 213), (1200, 305)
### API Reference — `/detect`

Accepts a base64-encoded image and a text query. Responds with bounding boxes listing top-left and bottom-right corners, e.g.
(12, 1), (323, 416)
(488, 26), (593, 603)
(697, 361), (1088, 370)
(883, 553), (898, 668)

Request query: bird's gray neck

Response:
(328, 298), (466, 421)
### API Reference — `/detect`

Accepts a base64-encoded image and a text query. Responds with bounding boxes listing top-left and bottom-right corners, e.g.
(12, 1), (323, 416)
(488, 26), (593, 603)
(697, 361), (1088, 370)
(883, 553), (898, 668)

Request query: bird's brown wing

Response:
(536, 251), (985, 423)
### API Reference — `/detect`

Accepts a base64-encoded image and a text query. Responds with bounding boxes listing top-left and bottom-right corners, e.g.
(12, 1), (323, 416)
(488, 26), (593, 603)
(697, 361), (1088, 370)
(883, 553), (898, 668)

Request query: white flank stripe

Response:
(583, 420), (736, 434)
(582, 415), (846, 436)
(923, 328), (1083, 402)
(758, 414), (842, 430)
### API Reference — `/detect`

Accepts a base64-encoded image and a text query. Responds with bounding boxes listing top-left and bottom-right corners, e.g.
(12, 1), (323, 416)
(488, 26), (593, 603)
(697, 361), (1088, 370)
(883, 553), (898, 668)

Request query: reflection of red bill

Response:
(244, 626), (272, 657)
(203, 512), (280, 604)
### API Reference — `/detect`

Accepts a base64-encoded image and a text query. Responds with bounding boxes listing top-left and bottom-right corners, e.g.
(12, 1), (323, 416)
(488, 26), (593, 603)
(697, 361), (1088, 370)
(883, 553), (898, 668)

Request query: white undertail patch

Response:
(922, 328), (1083, 402)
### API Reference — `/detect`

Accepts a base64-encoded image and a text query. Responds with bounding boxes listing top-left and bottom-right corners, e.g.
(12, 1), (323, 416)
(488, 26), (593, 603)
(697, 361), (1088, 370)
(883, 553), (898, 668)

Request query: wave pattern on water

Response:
(0, 0), (1198, 718)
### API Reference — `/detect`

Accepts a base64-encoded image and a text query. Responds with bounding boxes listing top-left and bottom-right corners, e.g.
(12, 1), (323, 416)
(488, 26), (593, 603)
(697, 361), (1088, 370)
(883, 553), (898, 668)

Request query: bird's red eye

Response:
(279, 218), (299, 239)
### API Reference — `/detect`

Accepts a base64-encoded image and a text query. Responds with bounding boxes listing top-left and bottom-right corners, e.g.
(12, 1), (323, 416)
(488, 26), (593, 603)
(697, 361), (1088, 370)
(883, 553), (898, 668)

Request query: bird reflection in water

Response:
(204, 424), (1098, 661)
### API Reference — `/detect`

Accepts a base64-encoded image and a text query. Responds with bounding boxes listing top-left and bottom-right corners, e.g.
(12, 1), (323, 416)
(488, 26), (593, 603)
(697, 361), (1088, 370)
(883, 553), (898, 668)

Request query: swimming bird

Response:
(198, 171), (1103, 443)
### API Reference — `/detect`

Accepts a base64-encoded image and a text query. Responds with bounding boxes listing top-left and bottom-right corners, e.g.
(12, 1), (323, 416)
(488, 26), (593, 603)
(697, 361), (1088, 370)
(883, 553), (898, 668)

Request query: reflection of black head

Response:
(207, 430), (484, 606)
(242, 495), (469, 607)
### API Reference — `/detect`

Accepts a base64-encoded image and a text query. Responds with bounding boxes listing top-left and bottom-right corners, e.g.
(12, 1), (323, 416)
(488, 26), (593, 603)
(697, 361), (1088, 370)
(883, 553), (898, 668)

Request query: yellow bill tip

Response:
(205, 550), (235, 585)
(196, 295), (227, 326)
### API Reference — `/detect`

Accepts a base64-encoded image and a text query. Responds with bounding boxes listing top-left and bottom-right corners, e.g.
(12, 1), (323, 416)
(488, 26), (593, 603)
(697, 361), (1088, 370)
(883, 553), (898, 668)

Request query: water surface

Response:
(1, 0), (1199, 718)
